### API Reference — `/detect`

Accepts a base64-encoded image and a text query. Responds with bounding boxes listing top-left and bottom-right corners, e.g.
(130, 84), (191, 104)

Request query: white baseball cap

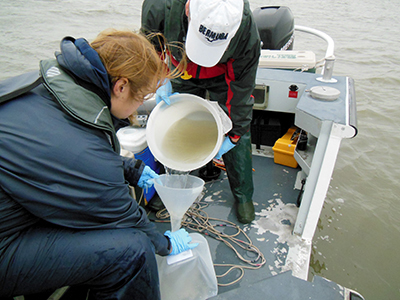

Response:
(186, 0), (244, 68)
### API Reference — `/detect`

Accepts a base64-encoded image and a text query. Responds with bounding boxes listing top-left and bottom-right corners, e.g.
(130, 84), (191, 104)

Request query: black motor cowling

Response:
(252, 6), (295, 50)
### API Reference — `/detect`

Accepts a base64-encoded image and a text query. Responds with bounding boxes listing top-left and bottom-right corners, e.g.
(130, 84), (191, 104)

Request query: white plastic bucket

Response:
(146, 94), (232, 171)
(117, 126), (147, 153)
(117, 126), (160, 202)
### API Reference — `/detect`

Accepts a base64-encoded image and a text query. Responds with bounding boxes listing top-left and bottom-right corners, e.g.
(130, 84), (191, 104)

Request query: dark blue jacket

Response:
(0, 37), (170, 256)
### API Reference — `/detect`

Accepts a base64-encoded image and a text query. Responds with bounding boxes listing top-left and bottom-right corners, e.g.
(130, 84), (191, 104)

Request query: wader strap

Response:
(0, 70), (42, 104)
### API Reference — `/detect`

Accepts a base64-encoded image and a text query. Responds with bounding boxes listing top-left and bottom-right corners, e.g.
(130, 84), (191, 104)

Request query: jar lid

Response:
(309, 86), (340, 101)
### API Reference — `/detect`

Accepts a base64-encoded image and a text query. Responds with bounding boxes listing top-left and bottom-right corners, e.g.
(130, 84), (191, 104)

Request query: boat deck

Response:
(16, 153), (354, 300)
(149, 153), (349, 300)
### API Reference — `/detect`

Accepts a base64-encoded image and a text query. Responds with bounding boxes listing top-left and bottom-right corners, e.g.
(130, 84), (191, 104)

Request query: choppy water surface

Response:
(1, 0), (399, 299)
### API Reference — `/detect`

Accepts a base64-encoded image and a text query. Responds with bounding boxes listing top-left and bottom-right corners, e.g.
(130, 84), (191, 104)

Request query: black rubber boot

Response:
(223, 132), (255, 224)
(237, 202), (255, 224)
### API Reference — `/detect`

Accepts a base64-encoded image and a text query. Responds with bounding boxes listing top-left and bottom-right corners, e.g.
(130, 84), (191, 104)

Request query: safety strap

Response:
(0, 70), (43, 105)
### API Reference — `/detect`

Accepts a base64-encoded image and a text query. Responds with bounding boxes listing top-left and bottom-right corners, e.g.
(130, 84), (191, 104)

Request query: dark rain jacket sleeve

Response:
(141, 0), (166, 36)
(0, 91), (170, 256)
(121, 156), (145, 187)
(222, 9), (261, 138)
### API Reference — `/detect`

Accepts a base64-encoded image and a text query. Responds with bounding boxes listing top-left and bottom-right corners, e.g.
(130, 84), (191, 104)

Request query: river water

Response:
(1, 0), (399, 299)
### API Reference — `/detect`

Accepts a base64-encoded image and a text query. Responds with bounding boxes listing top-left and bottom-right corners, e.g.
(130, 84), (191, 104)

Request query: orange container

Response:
(272, 127), (299, 168)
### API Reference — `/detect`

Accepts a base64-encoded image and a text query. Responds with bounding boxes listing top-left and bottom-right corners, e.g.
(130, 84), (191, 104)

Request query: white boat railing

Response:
(294, 25), (335, 58)
(295, 25), (335, 77)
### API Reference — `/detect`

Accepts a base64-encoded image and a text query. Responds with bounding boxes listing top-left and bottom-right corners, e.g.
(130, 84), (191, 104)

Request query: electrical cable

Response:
(136, 187), (144, 207)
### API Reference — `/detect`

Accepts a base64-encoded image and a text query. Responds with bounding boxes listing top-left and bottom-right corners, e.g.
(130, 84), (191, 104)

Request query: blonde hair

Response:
(90, 29), (186, 104)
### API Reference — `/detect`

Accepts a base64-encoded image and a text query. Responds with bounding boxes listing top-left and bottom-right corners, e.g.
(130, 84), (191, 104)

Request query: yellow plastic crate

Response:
(272, 127), (299, 168)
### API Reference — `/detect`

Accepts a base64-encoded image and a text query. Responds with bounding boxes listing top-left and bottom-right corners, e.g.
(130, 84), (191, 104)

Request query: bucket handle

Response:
(209, 102), (233, 134)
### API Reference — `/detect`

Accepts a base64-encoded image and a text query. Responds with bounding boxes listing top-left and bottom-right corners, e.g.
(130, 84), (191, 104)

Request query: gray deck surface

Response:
(149, 154), (350, 299)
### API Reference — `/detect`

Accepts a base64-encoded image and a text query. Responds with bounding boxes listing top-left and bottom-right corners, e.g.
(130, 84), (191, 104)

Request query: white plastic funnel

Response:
(146, 93), (232, 171)
(153, 174), (205, 232)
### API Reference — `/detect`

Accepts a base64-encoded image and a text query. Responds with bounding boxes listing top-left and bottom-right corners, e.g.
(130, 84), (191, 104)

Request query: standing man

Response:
(141, 0), (261, 223)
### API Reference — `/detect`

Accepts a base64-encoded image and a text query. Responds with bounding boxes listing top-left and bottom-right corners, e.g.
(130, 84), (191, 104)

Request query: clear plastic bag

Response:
(156, 233), (218, 300)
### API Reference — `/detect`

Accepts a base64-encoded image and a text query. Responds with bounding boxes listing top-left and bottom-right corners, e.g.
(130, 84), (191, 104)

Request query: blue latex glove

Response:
(164, 228), (199, 255)
(215, 136), (236, 159)
(137, 166), (159, 189)
(155, 79), (178, 105)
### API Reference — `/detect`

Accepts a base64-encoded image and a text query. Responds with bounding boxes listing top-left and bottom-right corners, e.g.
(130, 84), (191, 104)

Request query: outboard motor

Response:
(252, 6), (295, 50)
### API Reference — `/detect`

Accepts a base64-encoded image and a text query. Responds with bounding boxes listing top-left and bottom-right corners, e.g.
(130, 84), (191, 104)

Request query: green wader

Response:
(171, 76), (255, 223)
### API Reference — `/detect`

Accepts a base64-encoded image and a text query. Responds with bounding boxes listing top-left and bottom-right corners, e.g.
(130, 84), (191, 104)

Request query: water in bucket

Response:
(162, 112), (218, 165)
(146, 93), (232, 172)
